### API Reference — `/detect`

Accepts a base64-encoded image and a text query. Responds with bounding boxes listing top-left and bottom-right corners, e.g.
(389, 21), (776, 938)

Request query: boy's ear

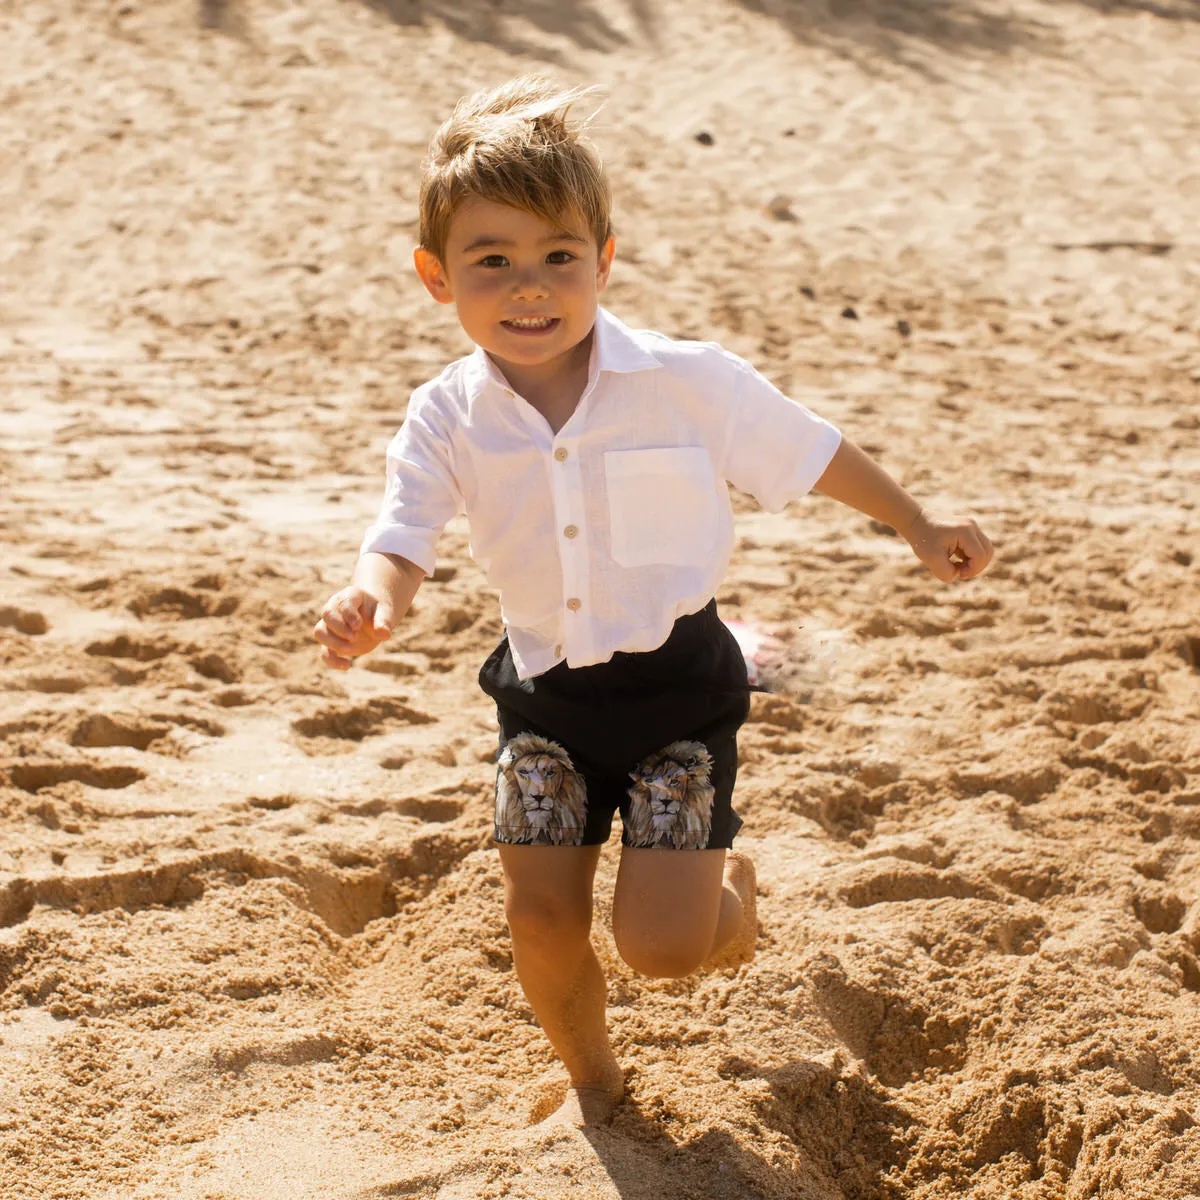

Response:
(413, 246), (455, 304)
(595, 235), (615, 293)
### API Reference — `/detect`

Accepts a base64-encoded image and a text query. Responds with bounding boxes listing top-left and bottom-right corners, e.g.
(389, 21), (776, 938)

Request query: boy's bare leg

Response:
(706, 850), (757, 967)
(497, 844), (624, 1127)
(611, 848), (756, 977)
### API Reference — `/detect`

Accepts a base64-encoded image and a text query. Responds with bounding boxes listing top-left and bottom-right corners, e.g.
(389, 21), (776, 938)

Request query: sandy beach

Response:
(2, 0), (1199, 1196)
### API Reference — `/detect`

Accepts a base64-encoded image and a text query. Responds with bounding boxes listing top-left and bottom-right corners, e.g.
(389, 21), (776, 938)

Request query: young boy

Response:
(313, 76), (994, 1129)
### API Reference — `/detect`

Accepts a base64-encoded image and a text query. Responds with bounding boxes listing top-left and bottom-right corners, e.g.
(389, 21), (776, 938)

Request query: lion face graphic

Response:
(495, 732), (588, 846)
(625, 740), (715, 850)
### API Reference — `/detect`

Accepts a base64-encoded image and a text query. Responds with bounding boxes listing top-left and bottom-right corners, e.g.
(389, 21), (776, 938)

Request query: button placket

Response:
(551, 438), (588, 658)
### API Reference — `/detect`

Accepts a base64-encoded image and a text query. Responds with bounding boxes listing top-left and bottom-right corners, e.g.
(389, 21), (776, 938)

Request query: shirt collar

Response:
(591, 305), (664, 375)
(462, 306), (662, 409)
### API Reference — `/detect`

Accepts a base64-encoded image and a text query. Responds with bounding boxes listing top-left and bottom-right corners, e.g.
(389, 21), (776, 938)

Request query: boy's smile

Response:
(414, 197), (615, 401)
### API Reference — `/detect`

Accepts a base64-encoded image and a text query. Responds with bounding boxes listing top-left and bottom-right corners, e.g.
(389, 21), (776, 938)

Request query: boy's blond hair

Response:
(419, 76), (612, 263)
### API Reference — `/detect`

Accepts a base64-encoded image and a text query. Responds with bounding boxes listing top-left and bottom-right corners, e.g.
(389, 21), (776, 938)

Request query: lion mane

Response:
(495, 732), (588, 846)
(625, 740), (715, 850)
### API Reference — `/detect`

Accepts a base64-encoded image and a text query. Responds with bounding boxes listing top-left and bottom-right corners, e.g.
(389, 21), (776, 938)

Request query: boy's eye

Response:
(547, 250), (576, 265)
(478, 254), (509, 268)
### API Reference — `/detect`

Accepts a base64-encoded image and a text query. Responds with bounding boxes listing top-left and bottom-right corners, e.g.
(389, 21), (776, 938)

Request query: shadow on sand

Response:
(355, 0), (659, 63)
(725, 0), (1199, 77)
(198, 0), (1200, 74)
(580, 1055), (913, 1199)
(354, 0), (1200, 77)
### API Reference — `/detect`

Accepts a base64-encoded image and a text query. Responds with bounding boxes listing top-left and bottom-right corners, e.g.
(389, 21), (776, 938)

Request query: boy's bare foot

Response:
(536, 1062), (625, 1129)
(705, 850), (757, 969)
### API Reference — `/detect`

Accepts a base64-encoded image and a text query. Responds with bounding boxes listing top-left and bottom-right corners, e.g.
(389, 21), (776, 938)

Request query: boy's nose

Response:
(512, 272), (549, 300)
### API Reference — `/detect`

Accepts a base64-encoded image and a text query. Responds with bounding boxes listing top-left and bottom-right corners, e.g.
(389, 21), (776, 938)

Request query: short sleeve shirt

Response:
(360, 306), (842, 680)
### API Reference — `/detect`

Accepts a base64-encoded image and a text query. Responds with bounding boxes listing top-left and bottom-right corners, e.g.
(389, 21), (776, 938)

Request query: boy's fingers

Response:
(323, 613), (350, 639)
(956, 527), (995, 579)
(325, 604), (366, 640)
(320, 646), (353, 670)
(313, 619), (353, 651)
(332, 600), (363, 634)
(934, 557), (959, 583)
(314, 591), (390, 658)
(373, 605), (395, 639)
(921, 536), (958, 582)
(317, 603), (346, 636)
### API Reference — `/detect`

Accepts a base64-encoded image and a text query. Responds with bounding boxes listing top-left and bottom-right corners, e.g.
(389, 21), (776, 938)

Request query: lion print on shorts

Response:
(625, 740), (715, 850)
(494, 732), (588, 846)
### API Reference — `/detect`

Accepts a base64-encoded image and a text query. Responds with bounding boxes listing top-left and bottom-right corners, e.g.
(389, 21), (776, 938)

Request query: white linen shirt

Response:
(360, 306), (843, 680)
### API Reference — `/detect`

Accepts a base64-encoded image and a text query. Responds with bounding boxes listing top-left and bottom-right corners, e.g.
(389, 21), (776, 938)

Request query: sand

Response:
(2, 0), (1199, 1196)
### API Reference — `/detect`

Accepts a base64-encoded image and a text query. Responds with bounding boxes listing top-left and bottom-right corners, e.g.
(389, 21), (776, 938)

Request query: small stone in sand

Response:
(766, 194), (797, 221)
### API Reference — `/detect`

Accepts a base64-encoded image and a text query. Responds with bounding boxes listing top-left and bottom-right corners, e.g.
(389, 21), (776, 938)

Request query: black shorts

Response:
(478, 600), (750, 850)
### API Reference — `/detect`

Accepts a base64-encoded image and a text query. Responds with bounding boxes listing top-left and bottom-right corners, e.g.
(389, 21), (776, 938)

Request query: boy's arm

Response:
(813, 439), (994, 582)
(314, 552), (425, 670)
(352, 551), (425, 622)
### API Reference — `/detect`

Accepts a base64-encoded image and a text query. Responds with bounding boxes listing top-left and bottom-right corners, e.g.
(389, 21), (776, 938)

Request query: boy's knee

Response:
(505, 892), (591, 954)
(614, 933), (707, 980)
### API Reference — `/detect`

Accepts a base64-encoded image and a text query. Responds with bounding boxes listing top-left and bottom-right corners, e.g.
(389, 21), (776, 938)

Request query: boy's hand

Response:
(904, 511), (995, 583)
(313, 586), (395, 670)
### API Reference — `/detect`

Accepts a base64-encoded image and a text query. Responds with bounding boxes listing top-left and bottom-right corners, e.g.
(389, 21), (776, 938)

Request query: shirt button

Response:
(566, 598), (582, 612)
(554, 447), (568, 462)
(554, 643), (563, 657)
(563, 524), (578, 539)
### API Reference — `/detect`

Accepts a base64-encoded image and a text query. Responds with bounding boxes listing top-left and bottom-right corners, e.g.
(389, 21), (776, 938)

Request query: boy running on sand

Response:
(313, 76), (994, 1129)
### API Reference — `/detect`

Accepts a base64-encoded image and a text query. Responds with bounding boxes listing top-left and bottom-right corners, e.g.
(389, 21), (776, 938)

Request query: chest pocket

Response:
(604, 447), (719, 568)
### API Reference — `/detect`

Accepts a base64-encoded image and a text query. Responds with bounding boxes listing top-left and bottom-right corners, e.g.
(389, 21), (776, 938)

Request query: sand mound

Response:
(2, 0), (1199, 1196)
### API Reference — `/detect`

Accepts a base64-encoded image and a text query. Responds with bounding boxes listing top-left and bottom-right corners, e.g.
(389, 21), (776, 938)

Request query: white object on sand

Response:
(722, 618), (785, 688)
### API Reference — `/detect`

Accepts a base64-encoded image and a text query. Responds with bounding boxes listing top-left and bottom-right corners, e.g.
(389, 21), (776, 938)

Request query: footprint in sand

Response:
(1176, 634), (1200, 672)
(1039, 687), (1150, 726)
(17, 674), (92, 694)
(337, 791), (470, 823)
(0, 606), (49, 635)
(0, 847), (380, 936)
(950, 761), (1061, 804)
(189, 651), (241, 683)
(833, 858), (1000, 908)
(4, 761), (146, 795)
(1131, 886), (1186, 935)
(69, 712), (225, 751)
(85, 634), (177, 662)
(126, 584), (240, 620)
(206, 1032), (342, 1075)
(291, 697), (436, 751)
(806, 952), (969, 1085)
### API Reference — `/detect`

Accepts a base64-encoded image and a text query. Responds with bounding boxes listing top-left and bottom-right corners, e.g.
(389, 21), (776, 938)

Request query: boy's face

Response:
(413, 197), (615, 390)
